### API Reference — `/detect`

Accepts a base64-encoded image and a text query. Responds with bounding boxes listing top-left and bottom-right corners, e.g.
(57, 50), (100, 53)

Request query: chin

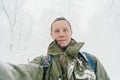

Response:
(60, 44), (68, 48)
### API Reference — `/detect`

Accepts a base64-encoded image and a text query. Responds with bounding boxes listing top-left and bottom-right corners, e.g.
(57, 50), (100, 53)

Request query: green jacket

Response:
(0, 40), (110, 80)
(42, 40), (110, 80)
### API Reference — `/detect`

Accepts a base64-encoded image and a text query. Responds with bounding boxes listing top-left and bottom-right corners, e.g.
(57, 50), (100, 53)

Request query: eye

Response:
(63, 29), (68, 32)
(54, 29), (59, 33)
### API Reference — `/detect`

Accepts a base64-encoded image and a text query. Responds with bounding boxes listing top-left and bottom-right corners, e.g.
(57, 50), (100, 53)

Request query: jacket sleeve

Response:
(0, 62), (32, 80)
(0, 56), (43, 80)
(92, 55), (110, 80)
(18, 56), (44, 80)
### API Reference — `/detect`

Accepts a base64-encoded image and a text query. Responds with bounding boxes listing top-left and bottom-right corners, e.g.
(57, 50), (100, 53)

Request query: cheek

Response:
(51, 33), (57, 39)
(67, 32), (72, 38)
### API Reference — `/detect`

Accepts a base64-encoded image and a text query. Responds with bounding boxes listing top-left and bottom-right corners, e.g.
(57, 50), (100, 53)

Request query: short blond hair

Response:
(51, 17), (71, 32)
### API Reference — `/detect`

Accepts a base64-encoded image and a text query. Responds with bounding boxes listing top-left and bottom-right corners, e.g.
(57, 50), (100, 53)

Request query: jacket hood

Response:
(48, 39), (84, 58)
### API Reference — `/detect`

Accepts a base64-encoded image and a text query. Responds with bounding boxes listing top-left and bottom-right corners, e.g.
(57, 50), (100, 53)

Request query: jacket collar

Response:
(48, 39), (84, 58)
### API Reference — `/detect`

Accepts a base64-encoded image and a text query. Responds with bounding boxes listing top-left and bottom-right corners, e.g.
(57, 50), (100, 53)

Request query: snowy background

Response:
(0, 0), (120, 79)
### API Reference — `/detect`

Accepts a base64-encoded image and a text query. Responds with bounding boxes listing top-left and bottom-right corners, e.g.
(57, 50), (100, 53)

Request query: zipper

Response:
(61, 52), (66, 64)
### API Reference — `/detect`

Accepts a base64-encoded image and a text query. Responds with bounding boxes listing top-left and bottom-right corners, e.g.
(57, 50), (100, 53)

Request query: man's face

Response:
(51, 20), (72, 48)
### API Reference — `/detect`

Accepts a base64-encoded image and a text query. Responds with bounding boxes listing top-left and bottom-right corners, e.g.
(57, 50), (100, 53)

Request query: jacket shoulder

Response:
(30, 56), (42, 64)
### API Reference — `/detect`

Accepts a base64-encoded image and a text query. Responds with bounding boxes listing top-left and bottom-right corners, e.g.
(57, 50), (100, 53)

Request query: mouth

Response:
(57, 39), (67, 44)
(58, 39), (66, 42)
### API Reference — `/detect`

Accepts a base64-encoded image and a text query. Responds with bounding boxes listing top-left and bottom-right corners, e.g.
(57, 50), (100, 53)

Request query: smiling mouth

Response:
(58, 40), (66, 44)
(58, 39), (66, 42)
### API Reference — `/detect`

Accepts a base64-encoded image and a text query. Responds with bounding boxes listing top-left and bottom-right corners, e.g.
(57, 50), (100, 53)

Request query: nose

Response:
(59, 31), (65, 38)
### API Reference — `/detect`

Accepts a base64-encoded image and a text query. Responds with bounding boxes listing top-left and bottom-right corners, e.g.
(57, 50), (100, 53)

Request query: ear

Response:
(50, 33), (55, 40)
(71, 30), (73, 35)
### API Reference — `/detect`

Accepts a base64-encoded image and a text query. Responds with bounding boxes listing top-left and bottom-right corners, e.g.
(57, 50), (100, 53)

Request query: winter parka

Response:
(41, 40), (110, 80)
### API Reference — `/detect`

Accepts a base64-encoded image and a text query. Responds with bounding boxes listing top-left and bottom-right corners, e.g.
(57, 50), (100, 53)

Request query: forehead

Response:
(52, 20), (70, 28)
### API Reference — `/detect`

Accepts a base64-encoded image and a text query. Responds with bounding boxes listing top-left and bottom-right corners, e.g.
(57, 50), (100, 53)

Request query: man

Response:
(0, 17), (110, 80)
